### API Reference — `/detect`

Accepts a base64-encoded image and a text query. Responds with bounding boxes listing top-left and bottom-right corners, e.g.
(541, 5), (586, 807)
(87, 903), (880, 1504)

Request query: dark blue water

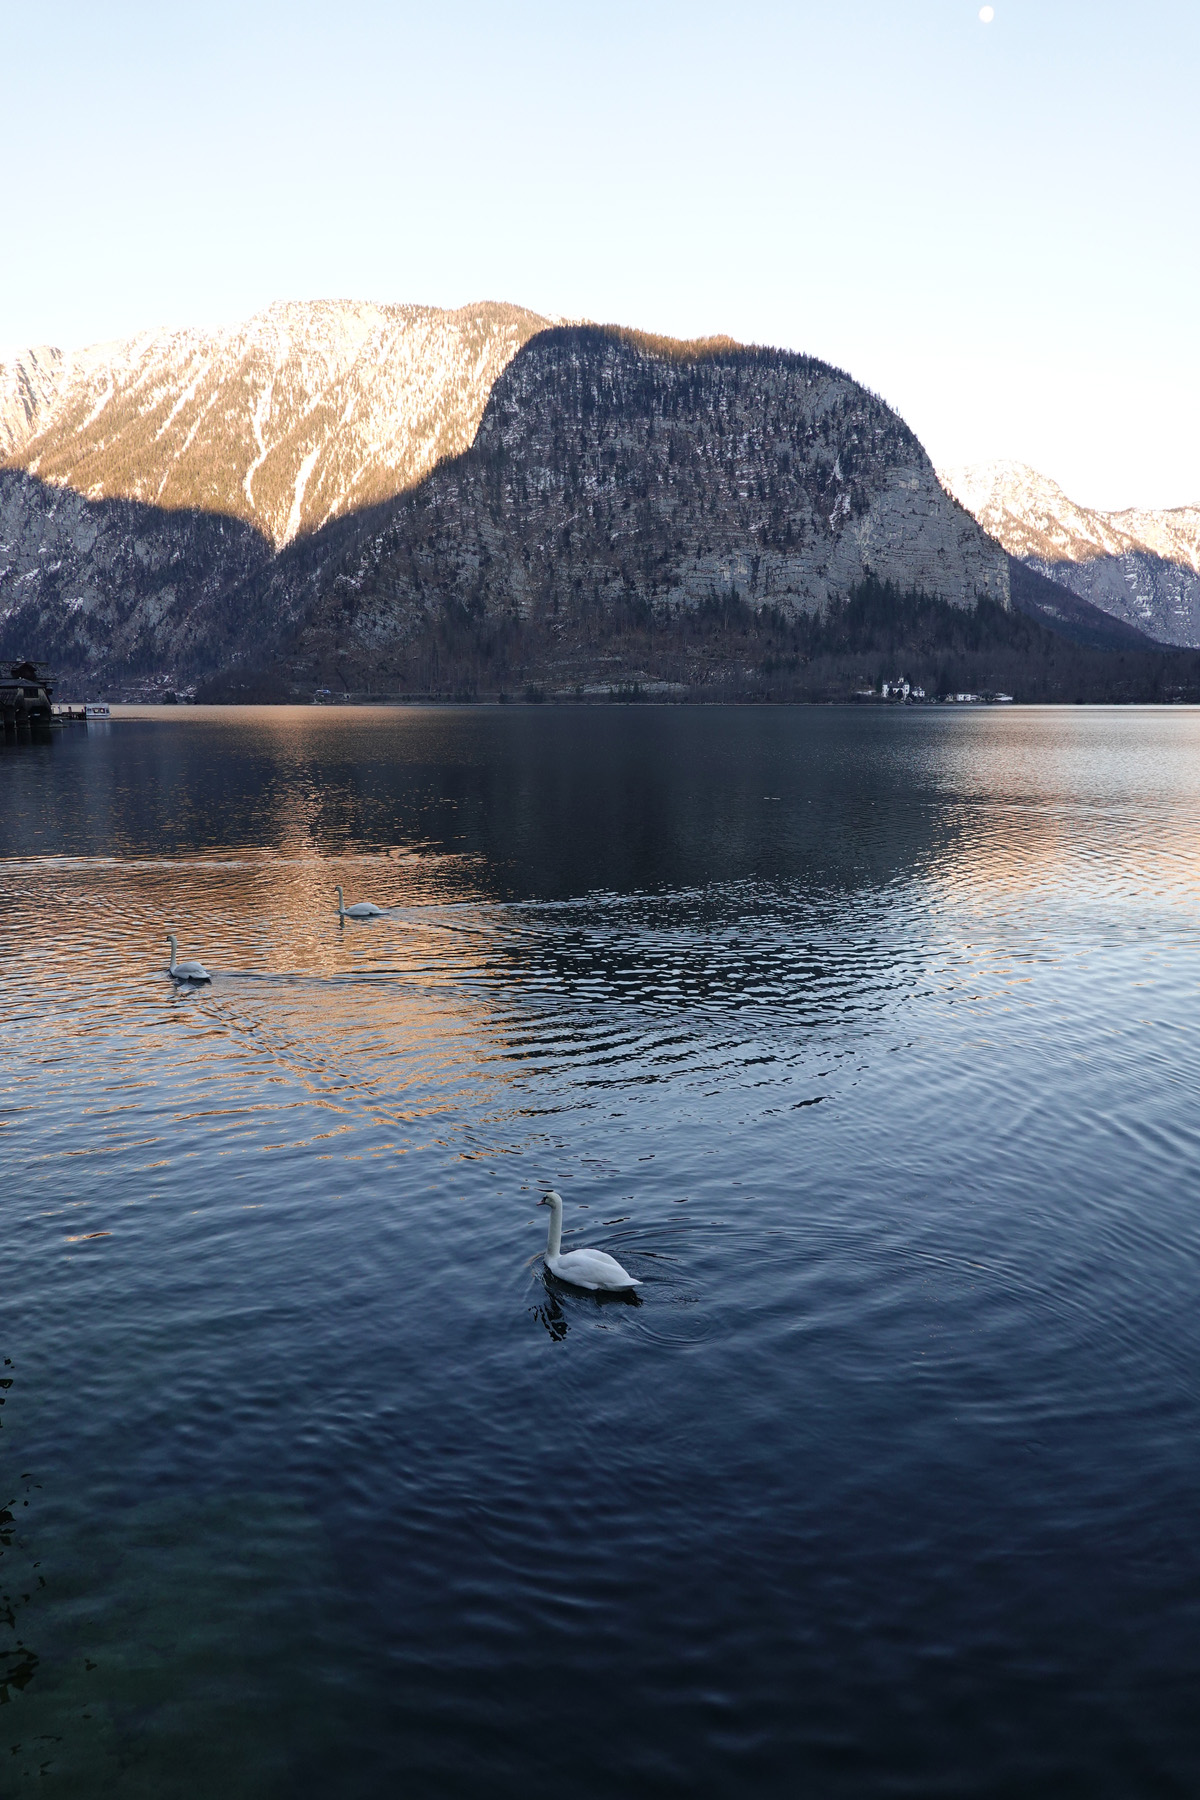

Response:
(3, 704), (1200, 1798)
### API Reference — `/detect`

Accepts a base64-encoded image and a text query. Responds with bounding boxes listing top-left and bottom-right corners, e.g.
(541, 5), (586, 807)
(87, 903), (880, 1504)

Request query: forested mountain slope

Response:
(270, 325), (1010, 684)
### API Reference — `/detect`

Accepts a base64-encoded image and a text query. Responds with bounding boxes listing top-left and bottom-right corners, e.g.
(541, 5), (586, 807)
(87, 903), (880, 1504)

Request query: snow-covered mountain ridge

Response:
(940, 461), (1200, 646)
(0, 301), (551, 548)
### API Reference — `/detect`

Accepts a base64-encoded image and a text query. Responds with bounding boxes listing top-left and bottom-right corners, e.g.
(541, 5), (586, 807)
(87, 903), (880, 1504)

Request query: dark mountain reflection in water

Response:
(3, 704), (1200, 1798)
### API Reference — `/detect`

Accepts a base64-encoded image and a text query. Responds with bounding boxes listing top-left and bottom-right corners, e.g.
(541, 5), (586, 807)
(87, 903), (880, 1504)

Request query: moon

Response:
(979, 5), (995, 19)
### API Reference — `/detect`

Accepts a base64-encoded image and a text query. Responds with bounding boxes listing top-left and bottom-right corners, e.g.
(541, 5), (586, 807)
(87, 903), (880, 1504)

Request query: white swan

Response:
(335, 885), (384, 920)
(166, 933), (211, 983)
(539, 1190), (641, 1291)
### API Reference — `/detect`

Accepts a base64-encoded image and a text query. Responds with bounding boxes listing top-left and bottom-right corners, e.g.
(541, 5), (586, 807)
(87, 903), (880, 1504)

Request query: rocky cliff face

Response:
(940, 461), (1200, 647)
(0, 470), (271, 677)
(1, 308), (1010, 686)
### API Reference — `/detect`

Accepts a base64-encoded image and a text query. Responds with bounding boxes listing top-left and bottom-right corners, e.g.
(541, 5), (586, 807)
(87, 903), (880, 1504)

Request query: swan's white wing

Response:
(550, 1247), (640, 1290)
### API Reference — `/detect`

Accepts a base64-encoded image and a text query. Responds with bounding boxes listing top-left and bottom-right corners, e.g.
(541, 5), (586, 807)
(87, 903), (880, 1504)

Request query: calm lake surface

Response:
(3, 704), (1200, 1798)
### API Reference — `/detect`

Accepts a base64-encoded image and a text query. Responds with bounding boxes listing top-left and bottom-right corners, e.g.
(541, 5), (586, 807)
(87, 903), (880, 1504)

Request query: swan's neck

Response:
(336, 888), (345, 918)
(545, 1200), (563, 1260)
(167, 937), (177, 972)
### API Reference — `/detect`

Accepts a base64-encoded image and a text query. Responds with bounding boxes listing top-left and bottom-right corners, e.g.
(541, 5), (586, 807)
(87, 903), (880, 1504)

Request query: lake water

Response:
(3, 704), (1200, 1798)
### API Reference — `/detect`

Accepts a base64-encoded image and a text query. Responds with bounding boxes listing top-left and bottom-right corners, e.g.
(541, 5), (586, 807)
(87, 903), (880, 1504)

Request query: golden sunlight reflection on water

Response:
(3, 844), (540, 1193)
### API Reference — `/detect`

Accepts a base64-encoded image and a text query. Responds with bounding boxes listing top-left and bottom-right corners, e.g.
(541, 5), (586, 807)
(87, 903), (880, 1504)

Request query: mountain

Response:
(266, 324), (1012, 688)
(0, 307), (1012, 691)
(0, 299), (548, 678)
(0, 299), (550, 547)
(940, 461), (1200, 647)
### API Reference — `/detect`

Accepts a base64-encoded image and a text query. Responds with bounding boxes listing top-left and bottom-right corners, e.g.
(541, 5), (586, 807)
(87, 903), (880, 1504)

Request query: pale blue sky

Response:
(2, 1), (1196, 507)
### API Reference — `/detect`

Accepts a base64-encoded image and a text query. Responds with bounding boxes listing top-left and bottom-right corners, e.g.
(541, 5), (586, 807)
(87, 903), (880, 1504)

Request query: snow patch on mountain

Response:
(0, 345), (70, 457)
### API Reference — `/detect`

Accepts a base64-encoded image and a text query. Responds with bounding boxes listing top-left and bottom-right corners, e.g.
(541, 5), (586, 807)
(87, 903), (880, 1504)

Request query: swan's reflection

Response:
(531, 1276), (643, 1341)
